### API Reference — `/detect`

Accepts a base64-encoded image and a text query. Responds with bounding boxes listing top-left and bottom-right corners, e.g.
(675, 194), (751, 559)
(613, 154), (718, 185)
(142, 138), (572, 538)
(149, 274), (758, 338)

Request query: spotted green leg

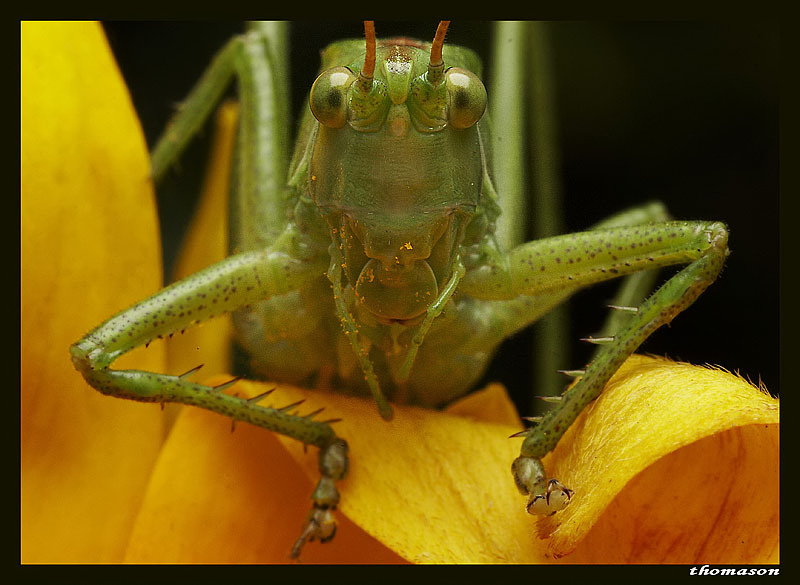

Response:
(462, 218), (729, 513)
(70, 22), (347, 558)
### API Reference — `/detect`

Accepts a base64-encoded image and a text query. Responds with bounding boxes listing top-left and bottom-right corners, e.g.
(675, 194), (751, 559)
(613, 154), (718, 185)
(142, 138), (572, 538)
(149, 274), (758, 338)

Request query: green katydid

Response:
(72, 21), (732, 558)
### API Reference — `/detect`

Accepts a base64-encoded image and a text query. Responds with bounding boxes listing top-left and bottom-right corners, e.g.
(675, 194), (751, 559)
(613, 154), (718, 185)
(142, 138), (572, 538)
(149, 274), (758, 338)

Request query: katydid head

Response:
(308, 22), (488, 324)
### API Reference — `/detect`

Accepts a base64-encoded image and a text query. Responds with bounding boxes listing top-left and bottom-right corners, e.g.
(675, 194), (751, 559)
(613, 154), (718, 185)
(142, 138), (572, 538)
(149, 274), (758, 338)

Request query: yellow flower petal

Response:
(445, 382), (523, 427)
(21, 21), (167, 562)
(274, 390), (544, 563)
(278, 356), (778, 564)
(200, 380), (555, 563)
(123, 387), (405, 564)
(121, 356), (778, 564)
(542, 354), (779, 563)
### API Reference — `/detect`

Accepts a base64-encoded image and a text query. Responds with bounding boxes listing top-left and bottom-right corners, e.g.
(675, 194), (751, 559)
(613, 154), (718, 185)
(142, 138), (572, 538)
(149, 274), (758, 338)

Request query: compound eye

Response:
(445, 67), (487, 129)
(310, 66), (357, 128)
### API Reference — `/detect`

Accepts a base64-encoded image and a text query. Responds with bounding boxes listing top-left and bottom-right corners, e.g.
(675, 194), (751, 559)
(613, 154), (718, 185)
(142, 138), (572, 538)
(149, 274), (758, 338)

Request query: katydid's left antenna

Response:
(357, 20), (376, 94)
(427, 20), (450, 85)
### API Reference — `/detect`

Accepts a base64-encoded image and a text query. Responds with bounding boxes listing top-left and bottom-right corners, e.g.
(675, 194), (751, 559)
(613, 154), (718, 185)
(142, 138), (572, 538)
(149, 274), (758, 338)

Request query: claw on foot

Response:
(512, 455), (573, 517)
(526, 479), (573, 516)
(290, 506), (337, 559)
(289, 439), (349, 560)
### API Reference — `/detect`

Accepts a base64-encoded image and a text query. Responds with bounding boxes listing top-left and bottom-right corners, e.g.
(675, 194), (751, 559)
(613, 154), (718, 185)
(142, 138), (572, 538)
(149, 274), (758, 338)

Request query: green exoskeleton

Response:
(71, 21), (729, 558)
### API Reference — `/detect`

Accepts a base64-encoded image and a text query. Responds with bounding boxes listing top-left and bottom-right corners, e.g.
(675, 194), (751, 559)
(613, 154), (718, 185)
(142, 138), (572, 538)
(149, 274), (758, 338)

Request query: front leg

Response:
(463, 220), (729, 515)
(70, 229), (344, 558)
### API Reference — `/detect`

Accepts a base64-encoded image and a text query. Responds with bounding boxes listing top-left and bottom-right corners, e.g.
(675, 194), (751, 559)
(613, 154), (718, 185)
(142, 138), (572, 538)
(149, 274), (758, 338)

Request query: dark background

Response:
(102, 21), (779, 412)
